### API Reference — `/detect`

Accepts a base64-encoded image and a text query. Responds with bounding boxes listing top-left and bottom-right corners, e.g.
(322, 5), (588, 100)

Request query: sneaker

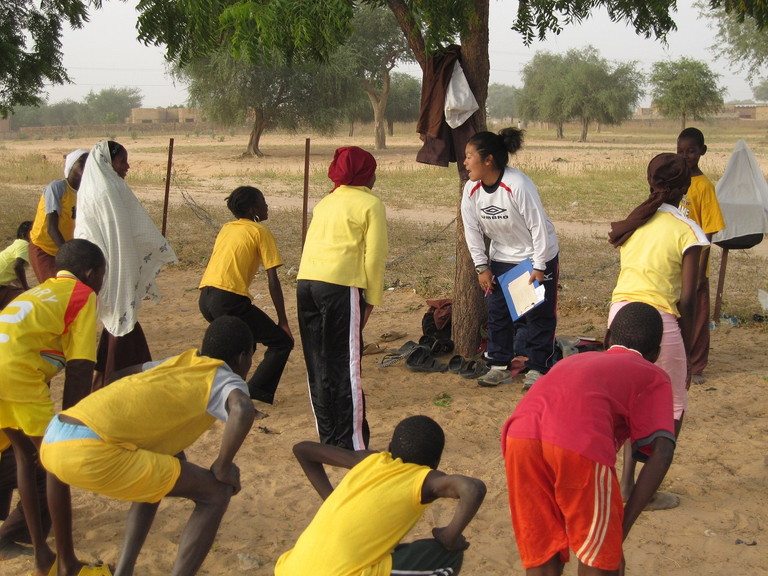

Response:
(478, 367), (513, 387)
(522, 369), (543, 391)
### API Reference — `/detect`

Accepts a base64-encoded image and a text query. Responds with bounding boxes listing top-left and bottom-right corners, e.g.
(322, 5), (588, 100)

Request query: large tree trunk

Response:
(387, 0), (489, 357)
(246, 109), (266, 157)
(364, 72), (390, 150)
(681, 113), (687, 130)
(579, 116), (589, 142)
(556, 122), (564, 139)
(450, 0), (490, 358)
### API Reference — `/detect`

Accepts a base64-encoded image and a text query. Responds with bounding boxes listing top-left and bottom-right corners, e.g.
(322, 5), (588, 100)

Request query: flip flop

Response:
(459, 359), (489, 379)
(405, 346), (448, 373)
(362, 342), (384, 355)
(379, 331), (407, 342)
(447, 354), (466, 373)
(379, 341), (419, 367)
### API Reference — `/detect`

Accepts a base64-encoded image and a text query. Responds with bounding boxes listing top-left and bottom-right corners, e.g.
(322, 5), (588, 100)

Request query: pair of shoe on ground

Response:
(479, 365), (542, 389)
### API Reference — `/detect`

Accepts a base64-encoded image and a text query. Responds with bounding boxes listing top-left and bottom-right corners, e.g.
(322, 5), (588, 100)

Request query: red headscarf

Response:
(327, 146), (377, 192)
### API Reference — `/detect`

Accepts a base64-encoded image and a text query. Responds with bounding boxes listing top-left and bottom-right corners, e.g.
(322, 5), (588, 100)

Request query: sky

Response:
(44, 0), (754, 108)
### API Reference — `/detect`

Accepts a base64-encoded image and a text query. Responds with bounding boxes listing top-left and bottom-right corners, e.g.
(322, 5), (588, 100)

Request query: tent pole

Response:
(712, 246), (729, 322)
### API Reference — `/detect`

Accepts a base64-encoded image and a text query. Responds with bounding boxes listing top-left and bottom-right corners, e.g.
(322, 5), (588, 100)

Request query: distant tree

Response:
(0, 0), (99, 117)
(385, 73), (421, 135)
(83, 87), (143, 124)
(486, 83), (519, 122)
(343, 90), (374, 137)
(650, 57), (725, 129)
(753, 78), (768, 101)
(343, 5), (413, 149)
(519, 52), (571, 138)
(176, 50), (358, 156)
(561, 47), (643, 142)
(699, 2), (768, 81)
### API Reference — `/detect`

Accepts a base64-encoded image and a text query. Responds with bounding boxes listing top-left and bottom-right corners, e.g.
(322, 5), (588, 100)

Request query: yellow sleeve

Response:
(363, 199), (388, 306)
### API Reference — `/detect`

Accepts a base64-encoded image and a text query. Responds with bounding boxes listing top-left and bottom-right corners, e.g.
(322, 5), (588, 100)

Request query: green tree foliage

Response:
(650, 57), (725, 129)
(699, 3), (768, 81)
(753, 78), (768, 101)
(11, 87), (143, 128)
(176, 50), (359, 157)
(486, 83), (519, 122)
(518, 52), (571, 138)
(0, 0), (100, 116)
(385, 73), (421, 133)
(519, 48), (641, 141)
(83, 87), (143, 124)
(342, 5), (413, 149)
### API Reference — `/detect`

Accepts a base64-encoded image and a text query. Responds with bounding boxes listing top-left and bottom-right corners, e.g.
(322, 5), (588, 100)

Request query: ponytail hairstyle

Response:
(226, 186), (264, 219)
(467, 127), (525, 170)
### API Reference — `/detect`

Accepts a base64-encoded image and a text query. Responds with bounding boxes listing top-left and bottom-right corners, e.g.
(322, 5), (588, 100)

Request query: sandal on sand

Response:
(459, 360), (489, 379)
(405, 346), (448, 373)
(379, 341), (420, 367)
(379, 330), (407, 342)
(447, 355), (467, 373)
(362, 342), (384, 356)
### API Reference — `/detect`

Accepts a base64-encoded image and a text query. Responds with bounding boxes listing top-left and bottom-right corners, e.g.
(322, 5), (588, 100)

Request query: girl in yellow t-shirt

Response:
(608, 153), (708, 505)
(199, 186), (293, 407)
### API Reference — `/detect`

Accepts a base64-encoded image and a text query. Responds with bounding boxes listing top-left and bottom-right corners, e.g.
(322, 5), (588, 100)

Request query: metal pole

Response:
(301, 137), (310, 250)
(161, 137), (174, 237)
(712, 246), (728, 322)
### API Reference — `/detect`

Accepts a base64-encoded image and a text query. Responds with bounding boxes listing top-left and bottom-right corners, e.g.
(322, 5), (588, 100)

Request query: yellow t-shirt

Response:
(275, 452), (430, 576)
(62, 349), (246, 455)
(612, 205), (709, 317)
(0, 239), (29, 286)
(678, 174), (726, 278)
(199, 219), (282, 298)
(297, 186), (388, 306)
(30, 179), (78, 256)
(0, 271), (98, 403)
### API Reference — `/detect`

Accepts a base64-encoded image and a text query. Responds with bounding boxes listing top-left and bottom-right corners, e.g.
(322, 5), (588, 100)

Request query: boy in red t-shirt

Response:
(502, 302), (676, 575)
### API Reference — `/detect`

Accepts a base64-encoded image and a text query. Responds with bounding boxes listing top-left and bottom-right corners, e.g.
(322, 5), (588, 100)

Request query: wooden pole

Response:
(161, 137), (174, 237)
(712, 246), (729, 322)
(301, 137), (310, 250)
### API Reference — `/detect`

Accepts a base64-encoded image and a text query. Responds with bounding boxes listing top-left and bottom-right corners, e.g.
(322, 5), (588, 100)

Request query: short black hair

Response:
(678, 127), (705, 147)
(226, 186), (264, 219)
(55, 239), (105, 276)
(389, 415), (445, 468)
(201, 316), (254, 364)
(17, 221), (33, 239)
(609, 302), (663, 358)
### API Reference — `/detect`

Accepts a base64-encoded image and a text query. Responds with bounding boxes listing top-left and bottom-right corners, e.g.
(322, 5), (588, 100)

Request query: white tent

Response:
(711, 139), (767, 320)
(712, 139), (768, 245)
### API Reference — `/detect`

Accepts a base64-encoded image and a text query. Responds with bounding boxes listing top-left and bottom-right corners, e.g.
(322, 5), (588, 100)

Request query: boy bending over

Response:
(0, 239), (105, 576)
(503, 302), (676, 575)
(41, 316), (257, 576)
(276, 415), (486, 576)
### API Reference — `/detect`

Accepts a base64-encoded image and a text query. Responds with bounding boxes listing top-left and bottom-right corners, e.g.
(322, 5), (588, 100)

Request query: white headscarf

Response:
(64, 149), (89, 179)
(74, 140), (177, 336)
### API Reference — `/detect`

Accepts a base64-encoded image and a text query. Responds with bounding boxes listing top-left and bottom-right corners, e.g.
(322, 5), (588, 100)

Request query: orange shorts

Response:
(504, 437), (624, 570)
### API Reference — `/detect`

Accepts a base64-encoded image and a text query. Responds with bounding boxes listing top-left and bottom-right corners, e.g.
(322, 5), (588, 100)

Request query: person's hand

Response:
(432, 526), (469, 551)
(477, 269), (495, 295)
(530, 269), (546, 284)
(211, 461), (241, 494)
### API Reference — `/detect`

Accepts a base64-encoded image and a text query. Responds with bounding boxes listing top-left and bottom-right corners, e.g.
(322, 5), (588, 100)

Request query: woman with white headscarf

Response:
(28, 148), (89, 282)
(75, 140), (177, 386)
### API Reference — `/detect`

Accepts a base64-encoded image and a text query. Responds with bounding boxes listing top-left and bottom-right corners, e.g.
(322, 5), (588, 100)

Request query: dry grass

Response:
(1, 117), (766, 326)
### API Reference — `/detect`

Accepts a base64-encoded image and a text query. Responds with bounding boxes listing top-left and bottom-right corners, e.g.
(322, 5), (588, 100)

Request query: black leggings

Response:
(199, 286), (293, 404)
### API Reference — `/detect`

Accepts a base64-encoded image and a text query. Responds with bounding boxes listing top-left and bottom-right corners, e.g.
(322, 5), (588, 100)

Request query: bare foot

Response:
(691, 374), (706, 385)
(644, 491), (680, 511)
(254, 408), (269, 420)
(0, 538), (30, 561)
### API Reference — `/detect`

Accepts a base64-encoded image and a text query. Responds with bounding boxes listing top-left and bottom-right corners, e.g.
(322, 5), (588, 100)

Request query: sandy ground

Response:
(2, 132), (767, 575)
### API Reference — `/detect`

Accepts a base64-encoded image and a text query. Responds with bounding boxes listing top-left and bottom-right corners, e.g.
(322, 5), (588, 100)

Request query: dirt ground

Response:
(2, 132), (767, 575)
